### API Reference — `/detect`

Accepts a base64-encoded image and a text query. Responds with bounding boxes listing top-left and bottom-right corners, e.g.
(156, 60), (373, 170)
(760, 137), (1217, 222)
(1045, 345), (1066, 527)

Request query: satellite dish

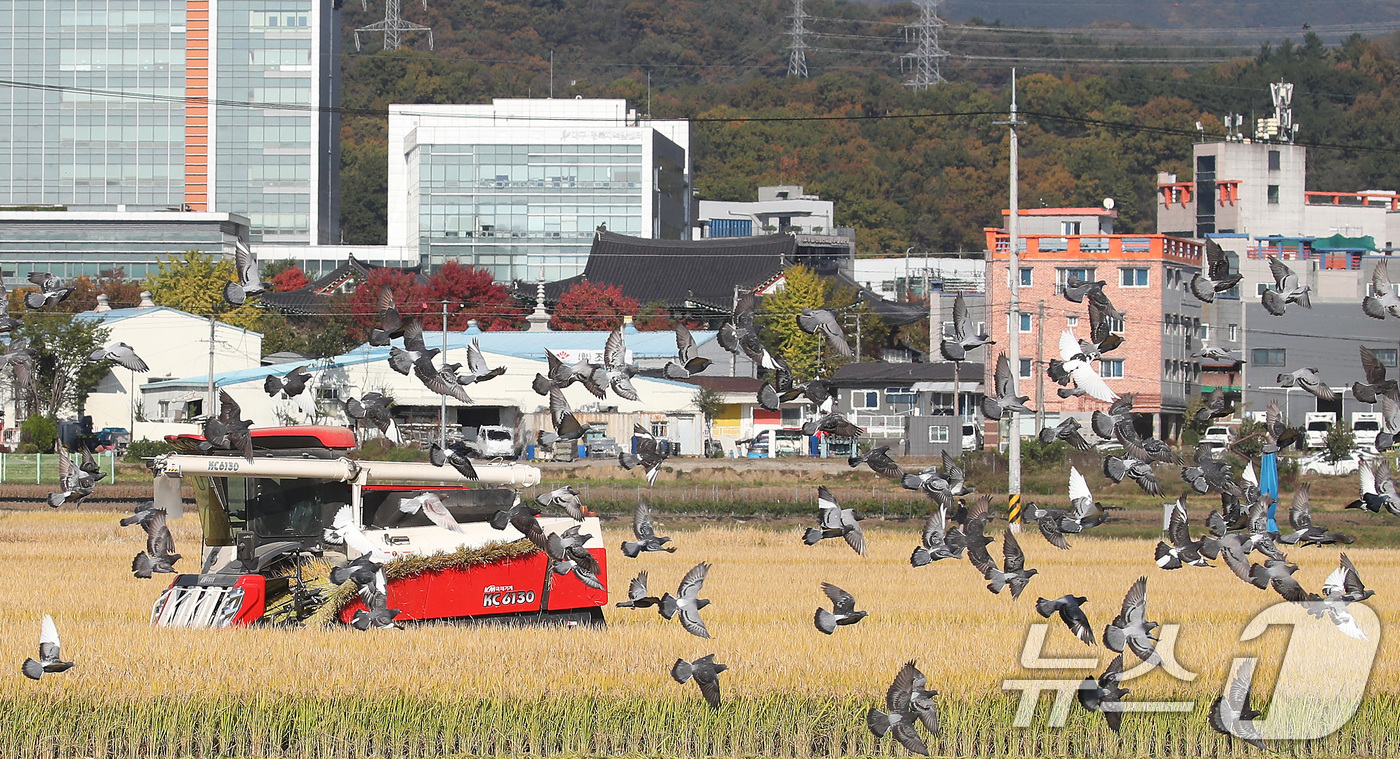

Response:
(1103, 198), (1115, 210)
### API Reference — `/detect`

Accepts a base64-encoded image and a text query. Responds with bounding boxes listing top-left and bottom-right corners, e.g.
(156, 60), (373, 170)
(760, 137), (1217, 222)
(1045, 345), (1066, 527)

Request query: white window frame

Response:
(1062, 220), (1082, 235)
(1100, 359), (1125, 379)
(1067, 315), (1079, 328)
(1019, 312), (1032, 333)
(1200, 322), (1210, 341)
(851, 390), (880, 410)
(1055, 267), (1096, 295)
(929, 425), (950, 444)
(885, 386), (916, 405)
(1229, 323), (1239, 341)
(1106, 316), (1125, 334)
(1371, 348), (1398, 368)
(1019, 267), (1033, 287)
(1119, 267), (1149, 288)
(941, 321), (955, 338)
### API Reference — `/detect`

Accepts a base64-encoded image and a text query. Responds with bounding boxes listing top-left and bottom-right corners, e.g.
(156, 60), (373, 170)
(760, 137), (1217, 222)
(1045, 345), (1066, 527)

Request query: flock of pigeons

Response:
(8, 250), (1394, 752)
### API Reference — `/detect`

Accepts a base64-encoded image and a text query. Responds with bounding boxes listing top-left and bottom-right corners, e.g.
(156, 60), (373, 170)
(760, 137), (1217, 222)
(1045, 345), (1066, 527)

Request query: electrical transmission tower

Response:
(902, 0), (948, 89)
(355, 0), (433, 52)
(787, 0), (809, 78)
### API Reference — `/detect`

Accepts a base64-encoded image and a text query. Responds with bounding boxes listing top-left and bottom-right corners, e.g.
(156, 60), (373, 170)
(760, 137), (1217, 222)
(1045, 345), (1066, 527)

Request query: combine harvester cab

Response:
(146, 426), (606, 629)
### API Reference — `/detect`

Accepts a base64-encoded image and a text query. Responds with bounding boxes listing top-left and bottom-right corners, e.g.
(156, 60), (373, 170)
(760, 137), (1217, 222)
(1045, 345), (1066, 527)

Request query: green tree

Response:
(13, 313), (110, 418)
(144, 249), (264, 333)
(1324, 419), (1357, 464)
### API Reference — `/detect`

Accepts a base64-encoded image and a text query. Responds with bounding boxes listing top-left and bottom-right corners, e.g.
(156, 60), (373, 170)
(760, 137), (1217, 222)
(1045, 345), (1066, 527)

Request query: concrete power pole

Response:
(996, 70), (1025, 529)
(356, 0), (433, 51)
(787, 0), (810, 78)
(1035, 299), (1045, 432)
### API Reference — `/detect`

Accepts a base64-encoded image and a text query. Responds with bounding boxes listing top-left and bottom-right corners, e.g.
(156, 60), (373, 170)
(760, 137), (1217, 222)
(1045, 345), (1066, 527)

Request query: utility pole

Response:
(996, 69), (1025, 526)
(206, 315), (216, 418)
(787, 0), (810, 78)
(439, 301), (449, 449)
(925, 268), (933, 358)
(1035, 299), (1045, 432)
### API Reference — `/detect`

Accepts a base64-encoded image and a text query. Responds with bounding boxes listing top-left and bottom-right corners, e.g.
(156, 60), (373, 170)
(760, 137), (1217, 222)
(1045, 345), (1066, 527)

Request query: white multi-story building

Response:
(697, 185), (835, 237)
(387, 99), (691, 282)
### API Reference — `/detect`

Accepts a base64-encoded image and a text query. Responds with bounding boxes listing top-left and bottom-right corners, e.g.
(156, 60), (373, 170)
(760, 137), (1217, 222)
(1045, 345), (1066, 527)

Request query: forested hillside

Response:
(337, 0), (1400, 256)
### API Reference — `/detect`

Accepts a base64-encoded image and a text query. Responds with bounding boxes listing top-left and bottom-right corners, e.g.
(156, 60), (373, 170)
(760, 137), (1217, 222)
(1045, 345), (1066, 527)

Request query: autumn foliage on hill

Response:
(549, 280), (638, 331)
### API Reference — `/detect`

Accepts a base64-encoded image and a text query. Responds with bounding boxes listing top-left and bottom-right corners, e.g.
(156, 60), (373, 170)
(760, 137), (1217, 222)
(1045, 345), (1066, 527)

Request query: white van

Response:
(1352, 412), (1382, 452)
(1304, 412), (1336, 450)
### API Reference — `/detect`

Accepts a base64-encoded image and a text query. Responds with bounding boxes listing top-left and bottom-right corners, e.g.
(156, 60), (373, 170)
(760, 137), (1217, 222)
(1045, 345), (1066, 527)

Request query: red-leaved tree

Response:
(550, 280), (639, 331)
(268, 265), (310, 292)
(427, 261), (525, 331)
(348, 268), (434, 338)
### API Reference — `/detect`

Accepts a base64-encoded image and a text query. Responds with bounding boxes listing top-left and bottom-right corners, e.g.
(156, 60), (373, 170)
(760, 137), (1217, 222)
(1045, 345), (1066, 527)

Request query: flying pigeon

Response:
(1193, 387), (1235, 422)
(344, 392), (397, 440)
(540, 531), (605, 591)
(803, 486), (865, 556)
(939, 291), (994, 361)
(415, 359), (474, 404)
(263, 364), (311, 398)
(326, 504), (393, 564)
(1102, 576), (1161, 665)
(1189, 238), (1243, 303)
(1352, 346), (1398, 405)
(598, 325), (641, 401)
(131, 507), (181, 578)
(1347, 457), (1400, 515)
(663, 323), (712, 379)
(801, 412), (864, 438)
(24, 272), (74, 310)
(1077, 654), (1129, 733)
(536, 486), (586, 521)
(488, 493), (542, 533)
(1047, 330), (1118, 402)
(1155, 495), (1210, 569)
(1038, 417), (1093, 451)
(1091, 394), (1136, 440)
(461, 338), (506, 383)
(387, 320), (439, 376)
(1209, 660), (1265, 749)
(671, 654), (727, 709)
(814, 582), (868, 634)
(910, 504), (966, 566)
(658, 562), (712, 639)
(1036, 594), (1095, 646)
(615, 570), (662, 609)
(543, 387), (591, 443)
(21, 615), (73, 680)
(1277, 483), (1353, 546)
(619, 423), (667, 485)
(119, 499), (159, 528)
(1276, 367), (1335, 401)
(1062, 273), (1107, 304)
(1248, 558), (1309, 602)
(849, 445), (904, 479)
(1362, 259), (1400, 320)
(1103, 454), (1162, 496)
(1315, 552), (1375, 640)
(1261, 256), (1311, 315)
(429, 441), (478, 480)
(971, 527), (1037, 599)
(368, 286), (409, 346)
(539, 349), (608, 399)
(397, 492), (465, 534)
(221, 243), (264, 306)
(47, 441), (103, 508)
(0, 281), (21, 332)
(867, 661), (934, 756)
(621, 500), (675, 557)
(982, 351), (1034, 420)
(797, 308), (854, 359)
(1192, 345), (1241, 363)
(88, 342), (149, 373)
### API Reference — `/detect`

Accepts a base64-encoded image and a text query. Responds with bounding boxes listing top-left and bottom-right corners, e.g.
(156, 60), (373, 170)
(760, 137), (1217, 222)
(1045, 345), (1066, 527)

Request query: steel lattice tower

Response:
(355, 0), (434, 52)
(902, 0), (947, 90)
(787, 0), (809, 77)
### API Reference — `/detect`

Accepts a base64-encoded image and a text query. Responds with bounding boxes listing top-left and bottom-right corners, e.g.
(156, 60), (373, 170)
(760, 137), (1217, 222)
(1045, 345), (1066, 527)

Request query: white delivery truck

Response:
(1352, 411), (1382, 452)
(1303, 412), (1336, 450)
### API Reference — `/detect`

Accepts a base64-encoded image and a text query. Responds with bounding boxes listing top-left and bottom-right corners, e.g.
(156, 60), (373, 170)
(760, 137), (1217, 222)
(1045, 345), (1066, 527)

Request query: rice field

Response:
(0, 508), (1398, 758)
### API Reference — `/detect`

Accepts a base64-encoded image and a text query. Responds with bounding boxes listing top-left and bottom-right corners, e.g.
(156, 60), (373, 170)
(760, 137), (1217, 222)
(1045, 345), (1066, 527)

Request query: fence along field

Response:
(0, 510), (1397, 758)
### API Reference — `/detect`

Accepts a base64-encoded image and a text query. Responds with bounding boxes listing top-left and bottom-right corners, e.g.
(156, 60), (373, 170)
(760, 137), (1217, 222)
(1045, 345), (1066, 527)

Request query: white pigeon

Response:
(1068, 466), (1093, 512)
(326, 505), (392, 563)
(397, 492), (465, 534)
(1054, 330), (1118, 402)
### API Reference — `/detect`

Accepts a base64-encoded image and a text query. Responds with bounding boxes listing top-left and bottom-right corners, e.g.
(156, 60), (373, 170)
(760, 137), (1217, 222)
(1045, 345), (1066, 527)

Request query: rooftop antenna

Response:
(1271, 80), (1295, 143)
(902, 0), (948, 90)
(787, 0), (810, 77)
(355, 0), (433, 52)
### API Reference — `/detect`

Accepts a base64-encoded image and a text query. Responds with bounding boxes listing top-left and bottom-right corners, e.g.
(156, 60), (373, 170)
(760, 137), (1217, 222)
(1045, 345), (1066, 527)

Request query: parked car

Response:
(743, 429), (805, 458)
(1299, 451), (1361, 477)
(462, 425), (517, 459)
(587, 436), (620, 458)
(1201, 425), (1234, 448)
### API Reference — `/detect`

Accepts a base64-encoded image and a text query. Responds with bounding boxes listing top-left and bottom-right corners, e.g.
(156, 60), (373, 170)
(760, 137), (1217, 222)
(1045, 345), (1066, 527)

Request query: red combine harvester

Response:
(146, 426), (607, 628)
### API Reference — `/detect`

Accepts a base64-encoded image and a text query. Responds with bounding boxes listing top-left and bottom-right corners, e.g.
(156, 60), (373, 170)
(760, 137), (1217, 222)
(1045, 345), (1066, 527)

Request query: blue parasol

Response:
(1260, 451), (1279, 533)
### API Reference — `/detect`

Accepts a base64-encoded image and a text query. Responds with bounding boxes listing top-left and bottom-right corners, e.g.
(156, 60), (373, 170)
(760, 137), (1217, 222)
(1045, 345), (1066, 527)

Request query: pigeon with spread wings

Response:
(21, 615), (73, 681)
(1189, 238), (1243, 303)
(803, 486), (866, 556)
(982, 352), (1034, 420)
(658, 562), (713, 638)
(663, 323), (712, 379)
(1261, 256), (1312, 316)
(221, 243), (265, 306)
(671, 654), (727, 709)
(1047, 330), (1118, 402)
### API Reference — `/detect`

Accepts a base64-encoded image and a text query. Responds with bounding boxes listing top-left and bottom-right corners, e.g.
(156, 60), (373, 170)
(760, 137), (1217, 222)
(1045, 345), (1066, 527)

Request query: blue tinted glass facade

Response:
(214, 0), (322, 243)
(0, 0), (186, 209)
(417, 143), (646, 282)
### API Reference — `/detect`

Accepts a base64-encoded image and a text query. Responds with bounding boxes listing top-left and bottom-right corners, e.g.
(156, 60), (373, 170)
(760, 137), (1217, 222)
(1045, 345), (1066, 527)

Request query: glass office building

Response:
(0, 0), (187, 209)
(388, 100), (690, 282)
(0, 0), (339, 245)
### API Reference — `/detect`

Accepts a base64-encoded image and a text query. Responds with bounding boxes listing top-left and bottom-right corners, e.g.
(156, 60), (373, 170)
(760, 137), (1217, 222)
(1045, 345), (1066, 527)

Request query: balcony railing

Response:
(985, 230), (1203, 265)
(1305, 191), (1400, 210)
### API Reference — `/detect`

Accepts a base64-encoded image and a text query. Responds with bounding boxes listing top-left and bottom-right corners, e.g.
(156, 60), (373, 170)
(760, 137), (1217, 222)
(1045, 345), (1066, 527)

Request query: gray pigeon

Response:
(131, 507), (181, 579)
(663, 323), (712, 379)
(1077, 654), (1128, 733)
(1035, 595), (1095, 646)
(671, 654), (726, 709)
(1188, 238), (1242, 303)
(1038, 417), (1092, 450)
(0, 281), (20, 332)
(1062, 273), (1106, 304)
(1261, 256), (1311, 315)
(263, 364), (311, 398)
(599, 326), (641, 401)
(21, 615), (73, 680)
(814, 582), (868, 634)
(351, 605), (403, 631)
(48, 441), (102, 508)
(1314, 553), (1374, 640)
(1155, 495), (1210, 570)
(1276, 367), (1335, 402)
(1362, 260), (1400, 320)
(24, 272), (73, 310)
(849, 445), (904, 480)
(545, 388), (590, 442)
(867, 661), (933, 756)
(619, 423), (667, 486)
(1248, 558), (1309, 602)
(803, 486), (865, 555)
(1103, 455), (1162, 496)
(971, 527), (1037, 599)
(615, 570), (662, 609)
(1091, 394), (1136, 440)
(1277, 483), (1353, 546)
(981, 352), (1033, 420)
(1209, 660), (1265, 749)
(621, 500), (675, 557)
(1347, 457), (1400, 515)
(387, 320), (440, 376)
(658, 562), (712, 639)
(797, 308), (854, 359)
(415, 359), (473, 403)
(939, 291), (994, 361)
(536, 485), (586, 521)
(1351, 346), (1398, 405)
(1102, 576), (1161, 665)
(429, 441), (478, 480)
(88, 342), (149, 372)
(221, 243), (264, 306)
(801, 412), (863, 438)
(910, 505), (966, 566)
